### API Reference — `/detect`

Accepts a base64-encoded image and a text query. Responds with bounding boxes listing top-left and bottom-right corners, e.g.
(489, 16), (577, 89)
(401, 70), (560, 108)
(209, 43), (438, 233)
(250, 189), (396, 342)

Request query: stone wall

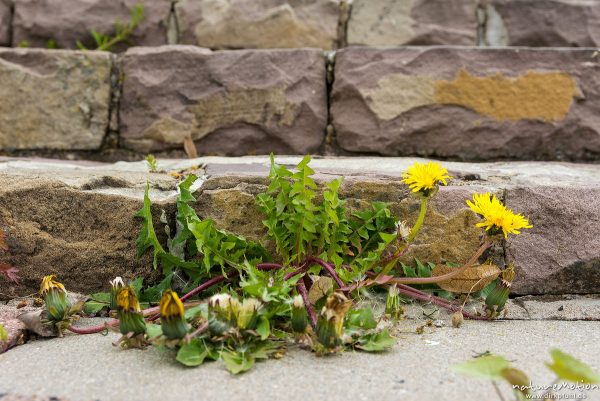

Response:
(1, 45), (599, 161)
(1, 0), (599, 50)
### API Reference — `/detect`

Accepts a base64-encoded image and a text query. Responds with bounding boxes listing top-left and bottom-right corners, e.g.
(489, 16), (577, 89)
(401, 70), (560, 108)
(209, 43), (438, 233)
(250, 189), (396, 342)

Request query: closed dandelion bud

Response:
(159, 290), (189, 340)
(116, 286), (146, 336)
(236, 298), (261, 330)
(501, 368), (530, 395)
(291, 295), (308, 333)
(316, 292), (352, 349)
(109, 277), (125, 310)
(385, 285), (403, 320)
(452, 311), (464, 328)
(485, 265), (516, 318)
(209, 294), (236, 323)
(208, 294), (235, 335)
(40, 275), (72, 321)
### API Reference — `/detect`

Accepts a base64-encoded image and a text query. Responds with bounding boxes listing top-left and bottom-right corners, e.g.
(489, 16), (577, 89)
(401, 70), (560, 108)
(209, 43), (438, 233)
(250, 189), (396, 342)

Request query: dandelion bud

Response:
(316, 292), (352, 349)
(485, 265), (516, 318)
(159, 290), (189, 340)
(236, 298), (261, 330)
(109, 277), (125, 310)
(385, 285), (403, 320)
(452, 311), (464, 328)
(116, 286), (146, 336)
(291, 295), (308, 334)
(40, 275), (72, 322)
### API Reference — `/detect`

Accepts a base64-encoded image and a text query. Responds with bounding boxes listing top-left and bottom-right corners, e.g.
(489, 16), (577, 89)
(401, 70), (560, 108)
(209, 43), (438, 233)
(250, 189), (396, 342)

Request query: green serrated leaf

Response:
(145, 323), (163, 339)
(222, 350), (255, 374)
(176, 339), (212, 367)
(346, 308), (378, 331)
(355, 328), (395, 352)
(546, 349), (600, 384)
(452, 355), (511, 380)
(256, 316), (270, 340)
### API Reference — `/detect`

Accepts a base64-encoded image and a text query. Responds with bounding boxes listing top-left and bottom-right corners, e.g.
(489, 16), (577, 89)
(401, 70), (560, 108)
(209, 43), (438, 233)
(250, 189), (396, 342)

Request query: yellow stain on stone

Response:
(363, 69), (581, 122)
(435, 69), (581, 122)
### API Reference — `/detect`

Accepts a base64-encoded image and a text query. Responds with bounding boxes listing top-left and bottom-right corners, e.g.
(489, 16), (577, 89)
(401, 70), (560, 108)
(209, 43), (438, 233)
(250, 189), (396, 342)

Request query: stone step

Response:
(1, 46), (600, 161)
(0, 156), (598, 299)
(3, 0), (600, 49)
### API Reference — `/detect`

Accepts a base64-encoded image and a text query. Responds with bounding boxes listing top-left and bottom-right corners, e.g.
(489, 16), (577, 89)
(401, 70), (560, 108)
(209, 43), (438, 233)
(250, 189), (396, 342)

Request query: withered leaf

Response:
(308, 276), (334, 305)
(432, 263), (501, 294)
(0, 229), (8, 251)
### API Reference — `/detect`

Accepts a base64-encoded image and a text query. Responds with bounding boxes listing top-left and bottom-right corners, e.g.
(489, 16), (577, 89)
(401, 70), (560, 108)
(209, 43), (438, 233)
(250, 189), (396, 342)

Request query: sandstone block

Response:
(0, 0), (10, 46)
(481, 0), (600, 47)
(2, 156), (598, 297)
(12, 0), (170, 49)
(120, 46), (327, 155)
(331, 47), (600, 161)
(175, 0), (340, 50)
(347, 0), (478, 46)
(0, 49), (112, 151)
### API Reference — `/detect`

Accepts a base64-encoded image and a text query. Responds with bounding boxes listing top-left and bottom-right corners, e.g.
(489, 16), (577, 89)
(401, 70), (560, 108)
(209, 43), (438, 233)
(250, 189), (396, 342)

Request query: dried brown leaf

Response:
(432, 263), (501, 294)
(183, 135), (198, 159)
(308, 276), (334, 305)
(0, 229), (8, 252)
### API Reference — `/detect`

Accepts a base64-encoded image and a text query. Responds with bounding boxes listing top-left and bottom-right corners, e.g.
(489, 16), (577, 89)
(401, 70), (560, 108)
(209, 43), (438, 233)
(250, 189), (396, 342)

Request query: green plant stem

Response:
(408, 197), (428, 243)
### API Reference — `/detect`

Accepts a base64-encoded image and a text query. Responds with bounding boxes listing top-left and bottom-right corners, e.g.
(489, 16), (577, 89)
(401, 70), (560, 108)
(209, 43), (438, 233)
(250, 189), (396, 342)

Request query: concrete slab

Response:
(1, 319), (599, 401)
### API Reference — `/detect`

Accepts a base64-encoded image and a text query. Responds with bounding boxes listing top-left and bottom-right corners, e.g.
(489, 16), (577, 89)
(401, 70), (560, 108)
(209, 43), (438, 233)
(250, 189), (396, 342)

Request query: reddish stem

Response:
(297, 277), (317, 328)
(393, 283), (488, 321)
(308, 257), (347, 294)
(256, 262), (284, 271)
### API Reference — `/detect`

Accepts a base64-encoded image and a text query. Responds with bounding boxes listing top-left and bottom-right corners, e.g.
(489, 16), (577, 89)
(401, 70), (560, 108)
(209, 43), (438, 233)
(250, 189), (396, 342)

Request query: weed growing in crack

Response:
(24, 155), (534, 374)
(76, 4), (145, 52)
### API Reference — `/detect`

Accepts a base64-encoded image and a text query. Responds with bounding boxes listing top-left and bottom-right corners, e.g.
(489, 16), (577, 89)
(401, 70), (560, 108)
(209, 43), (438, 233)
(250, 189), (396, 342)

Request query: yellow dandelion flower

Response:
(116, 286), (141, 312)
(402, 161), (451, 196)
(159, 290), (184, 320)
(40, 274), (66, 296)
(467, 193), (532, 238)
(159, 290), (188, 340)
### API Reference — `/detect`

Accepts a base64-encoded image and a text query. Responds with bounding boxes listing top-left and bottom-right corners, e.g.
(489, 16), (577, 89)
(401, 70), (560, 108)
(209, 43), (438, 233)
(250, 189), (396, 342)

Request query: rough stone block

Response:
(2, 157), (598, 297)
(12, 0), (170, 49)
(0, 49), (112, 151)
(481, 0), (600, 47)
(347, 0), (478, 46)
(120, 46), (327, 155)
(0, 0), (10, 46)
(331, 47), (600, 161)
(175, 0), (340, 50)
